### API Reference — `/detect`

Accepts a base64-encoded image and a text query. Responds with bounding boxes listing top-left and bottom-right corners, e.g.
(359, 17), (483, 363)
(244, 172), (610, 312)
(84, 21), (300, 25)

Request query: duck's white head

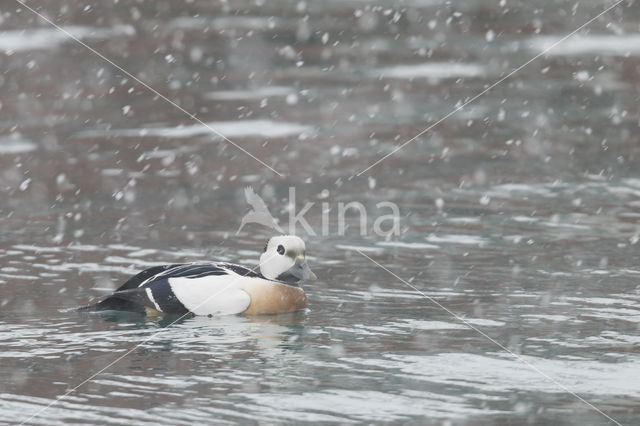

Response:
(259, 235), (317, 283)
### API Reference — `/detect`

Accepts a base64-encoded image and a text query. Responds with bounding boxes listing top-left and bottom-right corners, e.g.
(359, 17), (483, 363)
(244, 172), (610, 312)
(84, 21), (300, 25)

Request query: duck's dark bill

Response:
(276, 258), (317, 283)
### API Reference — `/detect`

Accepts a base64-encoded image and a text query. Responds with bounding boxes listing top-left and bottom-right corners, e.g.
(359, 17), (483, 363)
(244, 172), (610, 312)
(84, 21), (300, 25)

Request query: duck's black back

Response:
(115, 264), (185, 291)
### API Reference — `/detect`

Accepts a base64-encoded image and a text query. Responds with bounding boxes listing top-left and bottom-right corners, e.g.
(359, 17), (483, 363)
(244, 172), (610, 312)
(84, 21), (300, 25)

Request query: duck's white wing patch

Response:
(168, 276), (251, 315)
(144, 287), (163, 312)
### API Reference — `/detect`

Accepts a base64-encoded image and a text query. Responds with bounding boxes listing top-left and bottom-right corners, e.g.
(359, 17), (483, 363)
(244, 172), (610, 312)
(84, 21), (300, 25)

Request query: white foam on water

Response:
(125, 249), (159, 258)
(103, 256), (168, 268)
(328, 325), (386, 336)
(597, 331), (640, 345)
(350, 352), (640, 396)
(376, 241), (439, 250)
(390, 319), (466, 331)
(490, 183), (556, 197)
(426, 234), (487, 245)
(138, 146), (199, 161)
(529, 35), (640, 56)
(0, 392), (159, 424)
(465, 318), (506, 327)
(389, 318), (505, 331)
(100, 168), (124, 176)
(567, 297), (639, 306)
(0, 25), (135, 53)
(238, 174), (261, 183)
(0, 137), (37, 154)
(579, 308), (640, 323)
(236, 249), (260, 258)
(66, 244), (107, 252)
(205, 86), (294, 100)
(622, 178), (640, 189)
(107, 244), (143, 251)
(512, 216), (538, 223)
(349, 289), (425, 300)
(446, 217), (481, 224)
(212, 16), (285, 31)
(605, 185), (640, 198)
(167, 15), (285, 32)
(12, 245), (63, 253)
(376, 62), (485, 79)
(335, 244), (385, 253)
(0, 273), (39, 280)
(166, 16), (211, 29)
(338, 317), (504, 336)
(30, 262), (137, 275)
(526, 337), (590, 349)
(522, 314), (574, 322)
(247, 389), (503, 422)
(584, 269), (615, 276)
(76, 119), (312, 139)
(540, 221), (590, 230)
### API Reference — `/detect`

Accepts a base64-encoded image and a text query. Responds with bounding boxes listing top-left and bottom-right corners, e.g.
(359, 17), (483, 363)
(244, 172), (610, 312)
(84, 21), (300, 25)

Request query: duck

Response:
(79, 235), (316, 316)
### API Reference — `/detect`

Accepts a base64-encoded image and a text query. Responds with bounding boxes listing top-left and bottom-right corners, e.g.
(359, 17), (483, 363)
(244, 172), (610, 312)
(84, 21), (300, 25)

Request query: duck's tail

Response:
(76, 294), (145, 313)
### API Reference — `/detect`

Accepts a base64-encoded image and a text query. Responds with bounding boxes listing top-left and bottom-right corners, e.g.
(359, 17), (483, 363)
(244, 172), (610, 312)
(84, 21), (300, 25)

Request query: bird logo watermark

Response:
(236, 187), (285, 234)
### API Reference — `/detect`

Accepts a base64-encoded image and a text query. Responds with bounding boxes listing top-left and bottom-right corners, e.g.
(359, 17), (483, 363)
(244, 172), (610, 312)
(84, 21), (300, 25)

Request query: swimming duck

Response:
(79, 235), (316, 316)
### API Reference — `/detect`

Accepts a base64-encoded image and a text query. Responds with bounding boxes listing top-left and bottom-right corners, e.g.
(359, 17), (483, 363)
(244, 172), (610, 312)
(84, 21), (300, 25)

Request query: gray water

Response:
(1, 0), (640, 424)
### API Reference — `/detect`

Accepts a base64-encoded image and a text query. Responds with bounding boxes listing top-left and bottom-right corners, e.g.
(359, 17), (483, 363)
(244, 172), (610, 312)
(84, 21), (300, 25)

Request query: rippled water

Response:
(2, 0), (640, 424)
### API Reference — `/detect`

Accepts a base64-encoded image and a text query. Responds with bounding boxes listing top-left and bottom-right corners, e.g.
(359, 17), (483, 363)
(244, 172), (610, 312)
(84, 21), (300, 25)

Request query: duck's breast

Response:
(242, 281), (307, 315)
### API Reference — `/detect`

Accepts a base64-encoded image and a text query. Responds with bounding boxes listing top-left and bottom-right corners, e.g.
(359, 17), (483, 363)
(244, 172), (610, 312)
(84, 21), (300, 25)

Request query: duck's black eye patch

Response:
(277, 245), (285, 255)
